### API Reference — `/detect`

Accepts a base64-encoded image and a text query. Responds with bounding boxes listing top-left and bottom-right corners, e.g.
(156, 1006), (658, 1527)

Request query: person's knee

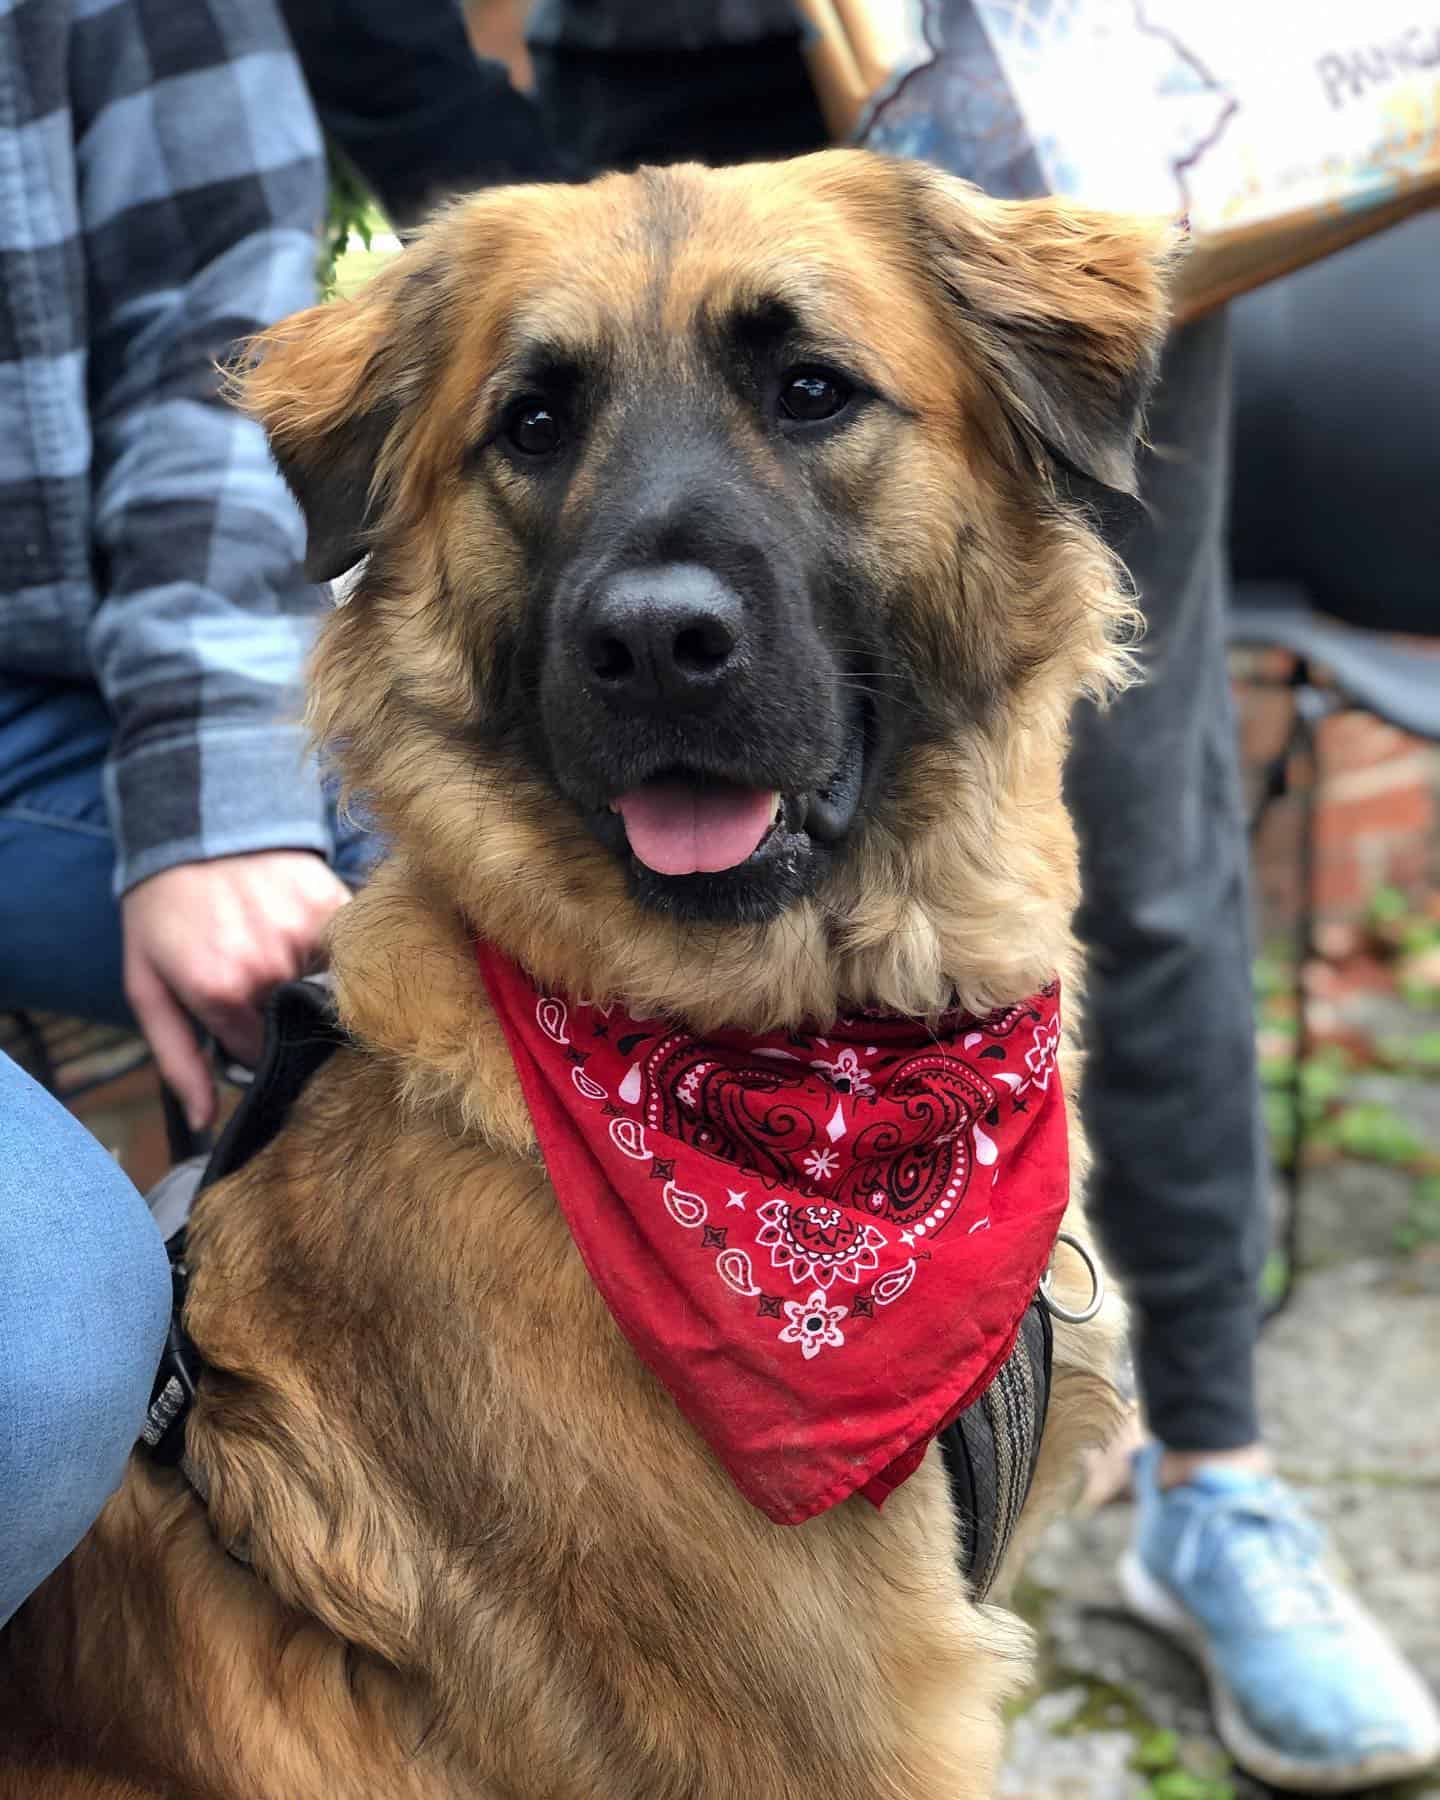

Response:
(0, 1202), (168, 1618)
(0, 1058), (170, 1613)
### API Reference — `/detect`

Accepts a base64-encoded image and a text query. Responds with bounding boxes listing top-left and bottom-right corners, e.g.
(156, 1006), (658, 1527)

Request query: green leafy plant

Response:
(1364, 887), (1440, 1008)
(1260, 1045), (1355, 1166)
(1253, 941), (1296, 1000)
(1133, 1729), (1180, 1773)
(1323, 1101), (1426, 1166)
(1377, 1030), (1440, 1077)
(1130, 1725), (1235, 1799)
(1146, 1774), (1235, 1800)
(1299, 1047), (1353, 1115)
(1259, 1248), (1290, 1304)
(1367, 885), (1413, 928)
(1395, 1174), (1440, 1253)
(320, 145), (378, 300)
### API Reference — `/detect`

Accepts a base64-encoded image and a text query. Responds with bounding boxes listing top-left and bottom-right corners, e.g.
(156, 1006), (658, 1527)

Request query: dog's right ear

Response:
(232, 258), (434, 583)
(899, 163), (1177, 511)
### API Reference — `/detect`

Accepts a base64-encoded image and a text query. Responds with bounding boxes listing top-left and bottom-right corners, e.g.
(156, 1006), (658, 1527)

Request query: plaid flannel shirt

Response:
(0, 0), (332, 894)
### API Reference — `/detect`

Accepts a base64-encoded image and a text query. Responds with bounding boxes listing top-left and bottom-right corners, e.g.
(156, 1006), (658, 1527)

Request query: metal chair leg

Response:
(1244, 657), (1334, 1321)
(1268, 681), (1324, 1317)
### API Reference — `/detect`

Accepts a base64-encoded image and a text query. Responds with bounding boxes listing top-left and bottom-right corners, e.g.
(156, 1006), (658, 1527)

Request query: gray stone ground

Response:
(1001, 994), (1440, 1799)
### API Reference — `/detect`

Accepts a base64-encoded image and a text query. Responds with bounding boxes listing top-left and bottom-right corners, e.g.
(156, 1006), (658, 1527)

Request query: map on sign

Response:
(859, 0), (1440, 235)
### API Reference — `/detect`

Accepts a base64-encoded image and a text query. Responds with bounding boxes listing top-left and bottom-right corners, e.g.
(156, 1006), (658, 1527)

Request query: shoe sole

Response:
(1118, 1548), (1440, 1794)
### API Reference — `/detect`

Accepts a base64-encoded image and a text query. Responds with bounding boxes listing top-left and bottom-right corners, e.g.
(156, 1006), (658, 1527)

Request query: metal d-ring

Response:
(1039, 1230), (1105, 1325)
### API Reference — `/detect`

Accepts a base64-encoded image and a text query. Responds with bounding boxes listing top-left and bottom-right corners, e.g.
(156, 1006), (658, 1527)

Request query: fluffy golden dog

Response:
(0, 151), (1170, 1799)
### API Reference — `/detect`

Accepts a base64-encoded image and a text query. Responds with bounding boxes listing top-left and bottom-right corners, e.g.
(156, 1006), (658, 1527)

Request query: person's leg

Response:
(1069, 313), (1439, 1792)
(0, 675), (130, 1026)
(0, 1050), (171, 1624)
(529, 33), (828, 174)
(1069, 311), (1266, 1460)
(283, 0), (567, 231)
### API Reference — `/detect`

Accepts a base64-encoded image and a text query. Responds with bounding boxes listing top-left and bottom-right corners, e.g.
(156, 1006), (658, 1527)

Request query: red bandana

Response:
(476, 945), (1069, 1525)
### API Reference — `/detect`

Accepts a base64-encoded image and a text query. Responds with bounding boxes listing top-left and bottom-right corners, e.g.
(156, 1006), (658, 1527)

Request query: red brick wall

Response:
(1234, 648), (1440, 933)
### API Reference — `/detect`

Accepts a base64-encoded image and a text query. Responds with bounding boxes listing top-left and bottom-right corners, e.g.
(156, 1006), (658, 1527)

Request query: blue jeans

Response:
(0, 673), (378, 1024)
(0, 1050), (170, 1625)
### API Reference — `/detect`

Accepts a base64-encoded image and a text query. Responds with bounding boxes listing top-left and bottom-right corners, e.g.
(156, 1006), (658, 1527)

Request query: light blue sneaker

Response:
(1119, 1445), (1440, 1792)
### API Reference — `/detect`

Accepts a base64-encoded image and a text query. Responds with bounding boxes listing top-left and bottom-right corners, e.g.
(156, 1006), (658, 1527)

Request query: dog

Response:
(0, 150), (1170, 1799)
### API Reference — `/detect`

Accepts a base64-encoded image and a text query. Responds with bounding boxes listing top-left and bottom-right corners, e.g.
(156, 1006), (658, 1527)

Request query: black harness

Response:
(140, 978), (346, 1470)
(140, 981), (1056, 1599)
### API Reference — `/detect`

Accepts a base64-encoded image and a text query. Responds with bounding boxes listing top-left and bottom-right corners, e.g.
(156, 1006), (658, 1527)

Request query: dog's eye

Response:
(505, 402), (564, 457)
(778, 367), (851, 425)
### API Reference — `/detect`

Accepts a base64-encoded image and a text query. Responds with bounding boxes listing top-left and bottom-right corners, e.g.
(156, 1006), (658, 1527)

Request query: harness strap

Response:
(937, 1300), (1053, 1600)
(140, 977), (347, 1466)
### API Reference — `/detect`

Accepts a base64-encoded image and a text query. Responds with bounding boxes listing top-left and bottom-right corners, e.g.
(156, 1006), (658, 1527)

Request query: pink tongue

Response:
(615, 782), (777, 876)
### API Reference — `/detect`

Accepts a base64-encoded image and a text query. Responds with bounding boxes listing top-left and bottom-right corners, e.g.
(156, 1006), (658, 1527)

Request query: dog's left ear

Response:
(906, 165), (1177, 502)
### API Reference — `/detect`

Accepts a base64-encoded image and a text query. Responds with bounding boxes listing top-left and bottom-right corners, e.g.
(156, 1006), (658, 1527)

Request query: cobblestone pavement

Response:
(1000, 1001), (1440, 1798)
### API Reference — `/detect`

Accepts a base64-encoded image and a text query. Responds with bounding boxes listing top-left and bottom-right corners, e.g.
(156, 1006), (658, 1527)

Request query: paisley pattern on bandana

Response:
(477, 944), (1069, 1526)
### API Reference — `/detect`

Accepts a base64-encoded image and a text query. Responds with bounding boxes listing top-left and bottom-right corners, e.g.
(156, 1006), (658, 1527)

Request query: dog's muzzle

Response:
(538, 560), (868, 922)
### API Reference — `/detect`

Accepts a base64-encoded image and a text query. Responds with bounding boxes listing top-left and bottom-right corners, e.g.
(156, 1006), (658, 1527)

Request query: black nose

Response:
(583, 564), (746, 712)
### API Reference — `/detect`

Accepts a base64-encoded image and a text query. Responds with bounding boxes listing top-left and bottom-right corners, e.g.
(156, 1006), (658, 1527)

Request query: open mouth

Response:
(601, 725), (868, 887)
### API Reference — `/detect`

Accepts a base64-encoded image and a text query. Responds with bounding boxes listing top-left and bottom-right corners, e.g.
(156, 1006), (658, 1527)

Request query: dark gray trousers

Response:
(1068, 312), (1268, 1452)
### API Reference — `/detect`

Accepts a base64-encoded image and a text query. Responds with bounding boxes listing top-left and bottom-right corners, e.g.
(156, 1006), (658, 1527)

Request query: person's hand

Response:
(121, 851), (352, 1132)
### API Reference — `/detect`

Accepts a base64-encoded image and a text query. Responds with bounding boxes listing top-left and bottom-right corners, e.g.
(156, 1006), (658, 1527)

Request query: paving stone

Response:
(1261, 1261), (1440, 1483)
(1292, 1159), (1419, 1267)
(1333, 992), (1440, 1056)
(999, 1689), (1149, 1799)
(1343, 1071), (1440, 1147)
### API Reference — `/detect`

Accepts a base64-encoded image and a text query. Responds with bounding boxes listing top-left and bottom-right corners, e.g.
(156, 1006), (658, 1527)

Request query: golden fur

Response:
(0, 151), (1172, 1799)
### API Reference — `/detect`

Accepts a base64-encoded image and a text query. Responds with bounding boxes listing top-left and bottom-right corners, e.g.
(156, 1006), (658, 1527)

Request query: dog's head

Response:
(240, 152), (1171, 1024)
